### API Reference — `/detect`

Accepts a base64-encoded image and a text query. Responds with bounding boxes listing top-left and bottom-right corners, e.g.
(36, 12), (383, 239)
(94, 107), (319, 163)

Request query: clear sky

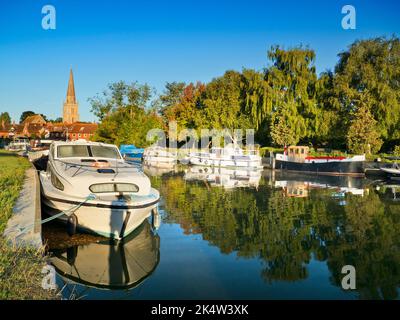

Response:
(0, 0), (399, 122)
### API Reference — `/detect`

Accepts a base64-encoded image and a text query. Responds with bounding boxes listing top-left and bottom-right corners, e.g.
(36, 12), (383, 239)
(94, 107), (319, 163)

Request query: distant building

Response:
(63, 69), (80, 123)
(65, 122), (98, 141)
(22, 114), (46, 125)
(1, 69), (98, 146)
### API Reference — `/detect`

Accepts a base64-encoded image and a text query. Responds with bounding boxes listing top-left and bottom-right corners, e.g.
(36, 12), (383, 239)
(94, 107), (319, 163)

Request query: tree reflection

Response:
(152, 173), (400, 299)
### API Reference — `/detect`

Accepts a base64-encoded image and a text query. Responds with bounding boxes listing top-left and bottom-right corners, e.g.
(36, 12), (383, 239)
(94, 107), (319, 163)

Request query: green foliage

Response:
(334, 36), (400, 143)
(90, 36), (400, 152)
(152, 172), (400, 299)
(0, 112), (11, 125)
(394, 145), (400, 156)
(90, 81), (164, 147)
(346, 99), (383, 154)
(0, 151), (55, 299)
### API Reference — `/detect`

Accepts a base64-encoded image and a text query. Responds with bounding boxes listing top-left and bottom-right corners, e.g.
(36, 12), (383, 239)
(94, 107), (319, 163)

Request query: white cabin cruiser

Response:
(6, 138), (30, 152)
(40, 140), (160, 239)
(189, 144), (262, 170)
(143, 146), (177, 165)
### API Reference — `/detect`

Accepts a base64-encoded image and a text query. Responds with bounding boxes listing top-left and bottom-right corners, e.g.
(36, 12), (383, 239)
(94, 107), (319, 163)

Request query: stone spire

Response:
(63, 68), (79, 123)
(66, 69), (76, 104)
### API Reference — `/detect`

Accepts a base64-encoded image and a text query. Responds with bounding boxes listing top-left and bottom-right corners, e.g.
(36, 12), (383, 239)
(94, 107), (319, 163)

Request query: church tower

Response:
(63, 69), (79, 123)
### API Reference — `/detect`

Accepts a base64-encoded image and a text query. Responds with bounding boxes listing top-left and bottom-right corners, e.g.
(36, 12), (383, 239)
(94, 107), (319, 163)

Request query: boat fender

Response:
(67, 214), (78, 236)
(152, 207), (161, 231)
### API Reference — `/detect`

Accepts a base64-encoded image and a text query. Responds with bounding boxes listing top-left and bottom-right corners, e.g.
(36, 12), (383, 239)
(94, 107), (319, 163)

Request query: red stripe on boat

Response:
(305, 156), (346, 160)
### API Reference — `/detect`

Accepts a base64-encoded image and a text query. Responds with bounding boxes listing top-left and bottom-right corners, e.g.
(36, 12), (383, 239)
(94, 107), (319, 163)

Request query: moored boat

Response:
(120, 144), (144, 162)
(40, 140), (160, 239)
(274, 146), (365, 176)
(143, 146), (177, 164)
(189, 144), (262, 170)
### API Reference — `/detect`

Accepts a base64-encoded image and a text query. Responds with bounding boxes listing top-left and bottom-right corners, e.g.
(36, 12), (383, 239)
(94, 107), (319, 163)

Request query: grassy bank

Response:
(0, 150), (55, 299)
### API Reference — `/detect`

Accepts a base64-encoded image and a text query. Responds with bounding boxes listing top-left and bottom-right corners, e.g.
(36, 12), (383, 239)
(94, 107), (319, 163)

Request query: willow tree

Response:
(265, 46), (319, 146)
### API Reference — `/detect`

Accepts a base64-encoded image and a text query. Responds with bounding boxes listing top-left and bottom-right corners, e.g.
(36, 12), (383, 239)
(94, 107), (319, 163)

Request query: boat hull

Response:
(275, 159), (365, 176)
(189, 156), (262, 170)
(42, 195), (158, 239)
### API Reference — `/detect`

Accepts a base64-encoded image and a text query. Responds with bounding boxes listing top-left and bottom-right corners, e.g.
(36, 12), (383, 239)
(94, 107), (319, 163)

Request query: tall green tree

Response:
(90, 81), (164, 147)
(346, 95), (383, 154)
(333, 36), (400, 146)
(265, 46), (318, 146)
(0, 112), (11, 125)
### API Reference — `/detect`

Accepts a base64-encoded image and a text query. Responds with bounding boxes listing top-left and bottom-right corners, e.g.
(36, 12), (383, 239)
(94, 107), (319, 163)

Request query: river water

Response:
(42, 165), (400, 300)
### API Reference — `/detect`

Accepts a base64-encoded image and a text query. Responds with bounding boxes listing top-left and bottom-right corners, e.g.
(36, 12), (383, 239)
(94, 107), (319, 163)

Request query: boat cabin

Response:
(287, 146), (309, 163)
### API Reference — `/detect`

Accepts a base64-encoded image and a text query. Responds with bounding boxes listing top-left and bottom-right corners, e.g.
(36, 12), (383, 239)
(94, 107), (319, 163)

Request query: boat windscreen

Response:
(57, 145), (121, 159)
(91, 146), (121, 159)
(58, 145), (90, 158)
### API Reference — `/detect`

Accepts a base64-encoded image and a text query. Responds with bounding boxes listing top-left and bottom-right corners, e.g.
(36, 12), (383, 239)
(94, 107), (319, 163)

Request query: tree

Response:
(346, 98), (382, 154)
(270, 109), (300, 146)
(264, 46), (319, 145)
(162, 82), (205, 131)
(195, 71), (252, 131)
(90, 81), (164, 147)
(0, 112), (11, 125)
(19, 111), (35, 123)
(159, 82), (186, 116)
(333, 36), (400, 146)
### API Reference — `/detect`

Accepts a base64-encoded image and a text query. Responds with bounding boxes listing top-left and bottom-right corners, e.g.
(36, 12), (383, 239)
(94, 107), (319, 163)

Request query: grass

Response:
(0, 150), (57, 299)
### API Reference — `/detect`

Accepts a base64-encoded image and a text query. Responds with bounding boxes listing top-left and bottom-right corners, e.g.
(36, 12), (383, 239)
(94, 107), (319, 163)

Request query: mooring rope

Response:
(19, 194), (97, 234)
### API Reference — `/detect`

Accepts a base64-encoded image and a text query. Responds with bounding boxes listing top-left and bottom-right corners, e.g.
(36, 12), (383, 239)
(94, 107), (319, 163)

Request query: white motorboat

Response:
(189, 144), (263, 169)
(40, 140), (160, 239)
(5, 138), (30, 152)
(184, 166), (262, 189)
(143, 146), (177, 164)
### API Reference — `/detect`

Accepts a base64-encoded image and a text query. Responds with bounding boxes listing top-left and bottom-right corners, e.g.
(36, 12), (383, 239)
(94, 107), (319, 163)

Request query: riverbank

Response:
(0, 150), (55, 299)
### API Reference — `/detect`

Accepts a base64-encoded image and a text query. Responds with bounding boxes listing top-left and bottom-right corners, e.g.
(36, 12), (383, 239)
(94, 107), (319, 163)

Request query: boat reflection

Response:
(143, 163), (178, 176)
(270, 171), (367, 198)
(184, 166), (262, 189)
(49, 220), (160, 290)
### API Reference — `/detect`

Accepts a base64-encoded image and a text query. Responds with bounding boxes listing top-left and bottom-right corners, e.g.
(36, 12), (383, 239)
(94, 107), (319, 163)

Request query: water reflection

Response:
(48, 221), (160, 291)
(184, 166), (262, 189)
(155, 171), (400, 299)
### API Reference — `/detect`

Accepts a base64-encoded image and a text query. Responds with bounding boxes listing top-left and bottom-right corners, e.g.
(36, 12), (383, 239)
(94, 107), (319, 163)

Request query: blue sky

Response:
(0, 0), (399, 122)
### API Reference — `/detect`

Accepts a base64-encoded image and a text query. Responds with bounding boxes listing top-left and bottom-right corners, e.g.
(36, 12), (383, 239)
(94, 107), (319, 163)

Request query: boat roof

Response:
(51, 139), (118, 148)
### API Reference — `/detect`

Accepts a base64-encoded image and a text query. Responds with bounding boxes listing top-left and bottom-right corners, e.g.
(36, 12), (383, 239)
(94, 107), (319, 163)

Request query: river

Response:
(42, 165), (400, 300)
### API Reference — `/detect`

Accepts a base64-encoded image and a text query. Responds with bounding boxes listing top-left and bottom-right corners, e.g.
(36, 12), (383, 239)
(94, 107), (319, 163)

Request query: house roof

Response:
(22, 114), (46, 125)
(66, 122), (98, 134)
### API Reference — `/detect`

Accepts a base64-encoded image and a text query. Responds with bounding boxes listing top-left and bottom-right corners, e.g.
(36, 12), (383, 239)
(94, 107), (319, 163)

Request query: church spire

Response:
(66, 68), (76, 104)
(63, 68), (79, 123)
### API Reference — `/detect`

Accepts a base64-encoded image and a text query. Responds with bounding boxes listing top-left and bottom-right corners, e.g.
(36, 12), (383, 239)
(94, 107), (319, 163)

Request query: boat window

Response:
(90, 146), (121, 159)
(89, 183), (139, 193)
(58, 145), (90, 158)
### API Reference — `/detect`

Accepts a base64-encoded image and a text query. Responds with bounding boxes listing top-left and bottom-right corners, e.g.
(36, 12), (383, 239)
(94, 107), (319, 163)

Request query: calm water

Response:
(43, 165), (400, 300)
